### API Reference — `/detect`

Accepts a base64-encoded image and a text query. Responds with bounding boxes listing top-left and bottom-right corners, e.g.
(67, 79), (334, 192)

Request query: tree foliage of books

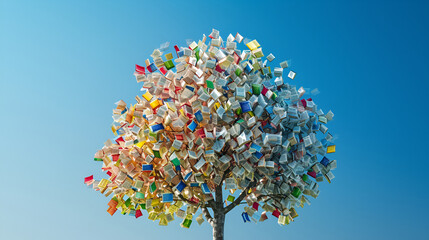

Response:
(84, 29), (337, 240)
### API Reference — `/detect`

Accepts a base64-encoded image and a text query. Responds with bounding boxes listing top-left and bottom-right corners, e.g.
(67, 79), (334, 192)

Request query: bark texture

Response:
(213, 178), (225, 240)
(211, 168), (250, 240)
(213, 212), (225, 240)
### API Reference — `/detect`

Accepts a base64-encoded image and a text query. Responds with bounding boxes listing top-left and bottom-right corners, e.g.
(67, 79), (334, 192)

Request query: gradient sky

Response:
(1, 0), (429, 239)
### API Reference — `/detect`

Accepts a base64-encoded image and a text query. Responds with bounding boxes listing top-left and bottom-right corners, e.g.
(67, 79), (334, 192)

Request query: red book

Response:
(261, 86), (269, 95)
(252, 202), (259, 211)
(112, 154), (119, 161)
(215, 64), (225, 73)
(135, 209), (143, 218)
(135, 64), (145, 74)
(84, 175), (93, 185)
(159, 66), (167, 75)
(272, 209), (281, 218)
(84, 175), (93, 182)
(115, 136), (124, 144)
(308, 171), (317, 178)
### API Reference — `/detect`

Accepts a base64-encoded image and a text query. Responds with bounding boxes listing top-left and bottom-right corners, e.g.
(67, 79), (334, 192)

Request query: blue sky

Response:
(1, 0), (429, 239)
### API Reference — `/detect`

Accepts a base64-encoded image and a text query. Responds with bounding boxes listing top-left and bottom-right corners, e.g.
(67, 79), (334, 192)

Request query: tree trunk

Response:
(212, 212), (225, 240)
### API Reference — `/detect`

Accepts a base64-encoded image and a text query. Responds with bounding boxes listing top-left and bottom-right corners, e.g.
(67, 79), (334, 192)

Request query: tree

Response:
(84, 29), (337, 240)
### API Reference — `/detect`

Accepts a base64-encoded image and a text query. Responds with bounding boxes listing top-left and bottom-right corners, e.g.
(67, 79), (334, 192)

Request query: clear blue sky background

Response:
(1, 0), (429, 239)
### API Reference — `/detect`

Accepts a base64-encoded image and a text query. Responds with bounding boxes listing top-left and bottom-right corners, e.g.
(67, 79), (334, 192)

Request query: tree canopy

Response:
(84, 29), (337, 239)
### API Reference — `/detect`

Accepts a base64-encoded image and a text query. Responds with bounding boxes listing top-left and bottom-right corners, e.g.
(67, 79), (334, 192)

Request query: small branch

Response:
(221, 167), (232, 182)
(215, 181), (223, 209)
(257, 194), (286, 212)
(207, 199), (216, 209)
(223, 181), (256, 214)
(202, 206), (214, 226)
(177, 193), (198, 206)
(213, 166), (231, 208)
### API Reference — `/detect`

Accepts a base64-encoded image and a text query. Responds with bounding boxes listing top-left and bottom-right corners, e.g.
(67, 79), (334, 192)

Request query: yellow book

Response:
(142, 91), (153, 101)
(246, 40), (260, 51)
(98, 179), (110, 189)
(327, 145), (336, 153)
(165, 53), (173, 60)
(150, 99), (161, 109)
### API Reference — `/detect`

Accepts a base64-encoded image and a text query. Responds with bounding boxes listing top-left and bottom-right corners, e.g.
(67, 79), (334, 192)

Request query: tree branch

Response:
(215, 181), (223, 209)
(202, 206), (214, 226)
(177, 193), (198, 206)
(207, 198), (215, 209)
(223, 181), (257, 214)
(257, 194), (287, 212)
(221, 167), (231, 182)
